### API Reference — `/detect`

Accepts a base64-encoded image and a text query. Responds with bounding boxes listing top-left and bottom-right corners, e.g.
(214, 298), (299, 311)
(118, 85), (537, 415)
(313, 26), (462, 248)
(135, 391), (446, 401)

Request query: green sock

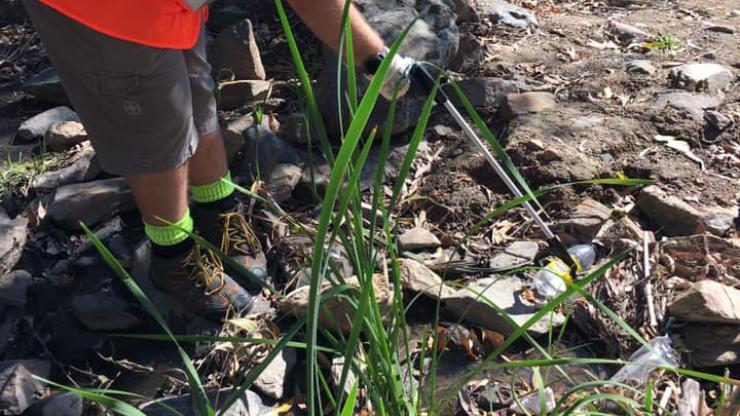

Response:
(144, 210), (193, 246)
(191, 171), (235, 203)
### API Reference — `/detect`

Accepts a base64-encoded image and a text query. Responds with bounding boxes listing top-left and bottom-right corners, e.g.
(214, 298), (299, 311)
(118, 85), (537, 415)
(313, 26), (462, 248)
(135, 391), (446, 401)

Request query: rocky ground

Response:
(1, 0), (739, 414)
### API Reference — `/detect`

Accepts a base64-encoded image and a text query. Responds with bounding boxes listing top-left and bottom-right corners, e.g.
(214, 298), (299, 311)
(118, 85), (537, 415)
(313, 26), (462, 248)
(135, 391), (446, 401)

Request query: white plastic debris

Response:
(611, 336), (679, 385)
(510, 387), (556, 415)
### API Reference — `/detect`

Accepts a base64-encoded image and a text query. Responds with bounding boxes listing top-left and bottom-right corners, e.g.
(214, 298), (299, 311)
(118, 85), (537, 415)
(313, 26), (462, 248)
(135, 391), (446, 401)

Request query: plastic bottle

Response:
(532, 244), (597, 299)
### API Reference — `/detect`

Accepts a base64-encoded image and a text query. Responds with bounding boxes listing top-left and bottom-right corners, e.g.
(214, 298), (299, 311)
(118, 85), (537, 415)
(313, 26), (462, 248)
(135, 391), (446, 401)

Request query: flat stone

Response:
(222, 113), (255, 163)
(510, 387), (555, 415)
(331, 357), (358, 397)
(673, 324), (740, 367)
(212, 19), (266, 81)
(661, 235), (740, 280)
(559, 198), (612, 242)
(24, 392), (83, 416)
(655, 92), (722, 116)
(444, 276), (564, 335)
(254, 348), (296, 400)
(47, 178), (135, 231)
(21, 67), (69, 105)
(30, 150), (100, 191)
(450, 34), (482, 73)
(669, 280), (740, 324)
(399, 227), (441, 251)
(705, 24), (734, 34)
(282, 274), (392, 334)
(16, 107), (79, 142)
(71, 292), (140, 331)
(488, 240), (539, 271)
(0, 270), (32, 309)
(609, 21), (650, 43)
(0, 209), (27, 276)
(0, 360), (50, 415)
(637, 185), (737, 236)
(452, 0), (478, 23)
(218, 80), (271, 110)
(704, 111), (733, 131)
(626, 59), (656, 75)
(499, 92), (556, 120)
(477, 0), (538, 29)
(397, 258), (456, 299)
(671, 63), (734, 93)
(44, 121), (87, 152)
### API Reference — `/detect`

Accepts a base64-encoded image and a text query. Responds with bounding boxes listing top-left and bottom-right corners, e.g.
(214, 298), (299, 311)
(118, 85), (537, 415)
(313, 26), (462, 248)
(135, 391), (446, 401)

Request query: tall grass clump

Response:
(35, 1), (739, 415)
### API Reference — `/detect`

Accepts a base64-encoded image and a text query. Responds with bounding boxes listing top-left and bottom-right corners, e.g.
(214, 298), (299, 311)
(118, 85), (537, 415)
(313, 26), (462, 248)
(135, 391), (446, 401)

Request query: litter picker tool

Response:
(409, 64), (578, 271)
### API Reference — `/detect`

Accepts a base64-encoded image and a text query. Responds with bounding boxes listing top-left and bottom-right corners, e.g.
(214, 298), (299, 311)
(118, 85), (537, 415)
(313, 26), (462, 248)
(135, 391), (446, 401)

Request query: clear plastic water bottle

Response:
(532, 244), (597, 299)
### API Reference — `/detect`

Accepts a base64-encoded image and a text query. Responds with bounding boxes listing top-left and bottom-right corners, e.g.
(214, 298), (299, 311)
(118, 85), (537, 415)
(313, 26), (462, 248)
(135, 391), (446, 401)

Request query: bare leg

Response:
(189, 130), (229, 186)
(126, 162), (189, 226)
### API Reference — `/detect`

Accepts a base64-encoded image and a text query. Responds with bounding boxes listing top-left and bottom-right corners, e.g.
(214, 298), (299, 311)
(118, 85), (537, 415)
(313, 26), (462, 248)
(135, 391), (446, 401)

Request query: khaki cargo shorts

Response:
(23, 0), (218, 175)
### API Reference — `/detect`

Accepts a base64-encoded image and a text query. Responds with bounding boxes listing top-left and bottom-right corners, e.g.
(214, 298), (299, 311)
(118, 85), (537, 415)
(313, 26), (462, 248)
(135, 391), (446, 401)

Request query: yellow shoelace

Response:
(184, 244), (226, 296)
(220, 211), (262, 256)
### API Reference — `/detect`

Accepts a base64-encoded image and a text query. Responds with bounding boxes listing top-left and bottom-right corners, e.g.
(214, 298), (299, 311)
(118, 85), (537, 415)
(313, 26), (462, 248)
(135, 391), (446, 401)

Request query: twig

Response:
(657, 385), (673, 416)
(644, 231), (658, 328)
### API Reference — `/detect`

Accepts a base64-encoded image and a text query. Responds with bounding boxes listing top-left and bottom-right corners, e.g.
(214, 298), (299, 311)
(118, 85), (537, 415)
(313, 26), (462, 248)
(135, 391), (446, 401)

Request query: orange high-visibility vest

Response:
(39, 0), (206, 49)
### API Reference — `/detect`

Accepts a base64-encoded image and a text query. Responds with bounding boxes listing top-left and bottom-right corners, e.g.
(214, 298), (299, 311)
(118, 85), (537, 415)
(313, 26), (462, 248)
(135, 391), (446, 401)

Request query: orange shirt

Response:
(39, 0), (206, 49)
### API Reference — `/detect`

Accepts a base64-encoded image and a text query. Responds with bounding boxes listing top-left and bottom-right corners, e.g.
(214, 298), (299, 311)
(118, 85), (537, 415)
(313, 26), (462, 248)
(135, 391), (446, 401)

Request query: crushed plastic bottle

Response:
(532, 244), (597, 299)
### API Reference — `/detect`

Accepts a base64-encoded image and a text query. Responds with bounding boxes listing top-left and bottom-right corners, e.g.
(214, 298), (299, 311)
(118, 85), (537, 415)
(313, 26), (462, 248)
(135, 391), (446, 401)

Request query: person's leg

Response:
(22, 0), (252, 317)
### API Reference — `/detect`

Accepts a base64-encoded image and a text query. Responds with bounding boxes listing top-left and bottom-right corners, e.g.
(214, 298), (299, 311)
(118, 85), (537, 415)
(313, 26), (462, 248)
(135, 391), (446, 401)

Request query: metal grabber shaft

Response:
(409, 64), (577, 271)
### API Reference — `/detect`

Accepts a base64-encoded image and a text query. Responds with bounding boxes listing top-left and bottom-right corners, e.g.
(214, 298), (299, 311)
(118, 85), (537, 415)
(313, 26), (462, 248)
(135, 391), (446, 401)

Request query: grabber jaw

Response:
(546, 235), (579, 273)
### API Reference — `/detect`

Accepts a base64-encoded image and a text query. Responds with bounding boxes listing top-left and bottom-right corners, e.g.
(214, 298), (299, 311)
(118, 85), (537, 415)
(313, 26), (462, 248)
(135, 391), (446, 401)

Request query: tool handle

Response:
(409, 64), (449, 105)
(547, 236), (578, 271)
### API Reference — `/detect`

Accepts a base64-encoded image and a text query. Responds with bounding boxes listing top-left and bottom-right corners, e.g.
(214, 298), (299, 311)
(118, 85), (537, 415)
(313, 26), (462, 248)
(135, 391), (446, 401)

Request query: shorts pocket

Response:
(95, 72), (142, 97)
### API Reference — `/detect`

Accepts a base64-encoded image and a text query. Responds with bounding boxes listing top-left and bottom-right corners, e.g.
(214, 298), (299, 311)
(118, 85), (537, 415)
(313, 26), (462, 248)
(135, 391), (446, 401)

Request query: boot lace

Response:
(184, 244), (226, 296)
(220, 211), (262, 256)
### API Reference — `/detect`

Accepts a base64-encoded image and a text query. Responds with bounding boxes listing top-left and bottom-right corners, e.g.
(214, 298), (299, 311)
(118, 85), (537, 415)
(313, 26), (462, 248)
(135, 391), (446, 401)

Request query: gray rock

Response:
(609, 21), (650, 43)
(218, 80), (271, 110)
(254, 348), (296, 400)
(431, 124), (455, 138)
(265, 164), (303, 203)
(47, 178), (135, 231)
(704, 111), (733, 131)
(399, 227), (441, 251)
(445, 76), (549, 110)
(499, 92), (556, 120)
(222, 114), (255, 163)
(277, 113), (309, 145)
(397, 258), (456, 299)
(476, 0), (538, 29)
(654, 92), (722, 116)
(212, 19), (266, 81)
(673, 323), (740, 367)
(44, 121), (87, 152)
(0, 360), (50, 415)
(488, 240), (539, 271)
(318, 0), (459, 137)
(452, 0), (477, 22)
(24, 392), (83, 416)
(626, 60), (656, 75)
(140, 388), (273, 416)
(30, 150), (100, 191)
(444, 276), (564, 335)
(671, 63), (734, 93)
(705, 24), (734, 34)
(16, 107), (79, 142)
(0, 271), (32, 309)
(450, 34), (482, 73)
(0, 209), (27, 276)
(21, 67), (69, 105)
(669, 280), (740, 324)
(331, 357), (358, 397)
(71, 292), (140, 331)
(559, 198), (612, 242)
(637, 185), (737, 236)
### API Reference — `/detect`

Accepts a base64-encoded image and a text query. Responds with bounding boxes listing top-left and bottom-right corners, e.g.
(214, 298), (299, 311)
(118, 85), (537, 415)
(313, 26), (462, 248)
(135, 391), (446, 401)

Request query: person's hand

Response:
(379, 54), (415, 100)
(364, 50), (416, 101)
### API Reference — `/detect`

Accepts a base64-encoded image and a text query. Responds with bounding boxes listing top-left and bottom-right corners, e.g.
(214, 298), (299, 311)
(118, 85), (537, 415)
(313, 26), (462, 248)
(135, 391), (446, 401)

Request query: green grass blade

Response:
(33, 376), (155, 416)
(339, 380), (360, 416)
(80, 223), (213, 416)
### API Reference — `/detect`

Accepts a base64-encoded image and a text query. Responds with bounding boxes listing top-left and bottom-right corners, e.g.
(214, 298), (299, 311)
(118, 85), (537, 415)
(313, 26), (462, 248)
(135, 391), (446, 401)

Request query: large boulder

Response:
(16, 107), (79, 142)
(316, 0), (459, 137)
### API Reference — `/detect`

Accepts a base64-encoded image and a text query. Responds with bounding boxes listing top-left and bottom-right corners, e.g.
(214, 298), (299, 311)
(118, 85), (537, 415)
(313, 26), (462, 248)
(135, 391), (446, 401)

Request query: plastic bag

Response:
(611, 336), (679, 385)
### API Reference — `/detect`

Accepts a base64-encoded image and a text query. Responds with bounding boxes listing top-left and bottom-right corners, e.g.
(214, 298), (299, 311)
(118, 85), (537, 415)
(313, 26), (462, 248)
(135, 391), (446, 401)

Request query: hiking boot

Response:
(150, 243), (253, 319)
(193, 202), (268, 286)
